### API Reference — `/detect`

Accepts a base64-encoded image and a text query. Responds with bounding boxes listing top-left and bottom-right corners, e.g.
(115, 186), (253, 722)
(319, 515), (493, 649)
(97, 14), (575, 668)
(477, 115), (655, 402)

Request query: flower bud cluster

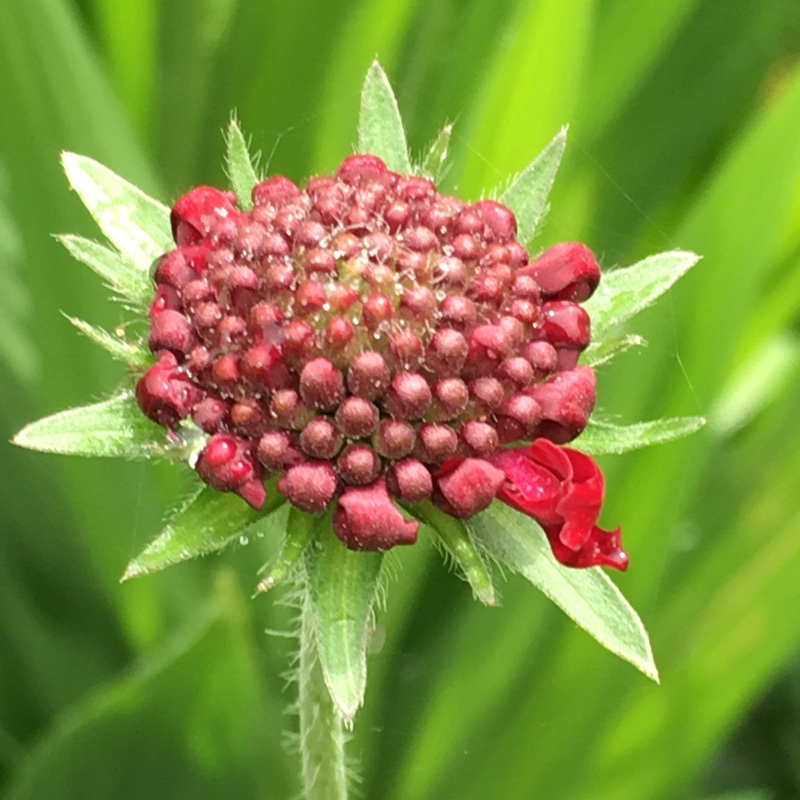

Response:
(136, 154), (602, 550)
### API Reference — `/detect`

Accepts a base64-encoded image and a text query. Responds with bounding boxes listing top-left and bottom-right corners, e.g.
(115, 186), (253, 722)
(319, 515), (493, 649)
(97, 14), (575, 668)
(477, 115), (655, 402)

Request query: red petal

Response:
(553, 447), (606, 549)
(490, 439), (627, 571)
(488, 446), (563, 523)
(543, 523), (628, 571)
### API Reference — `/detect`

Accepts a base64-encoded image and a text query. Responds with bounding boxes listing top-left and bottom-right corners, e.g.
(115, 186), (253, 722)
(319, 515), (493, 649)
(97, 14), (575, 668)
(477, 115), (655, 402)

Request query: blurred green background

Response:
(2, 0), (800, 797)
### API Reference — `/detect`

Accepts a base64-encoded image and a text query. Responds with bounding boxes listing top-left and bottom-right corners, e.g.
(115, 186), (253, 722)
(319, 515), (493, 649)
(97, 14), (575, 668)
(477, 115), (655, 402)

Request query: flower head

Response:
(12, 63), (702, 718)
(135, 152), (620, 563)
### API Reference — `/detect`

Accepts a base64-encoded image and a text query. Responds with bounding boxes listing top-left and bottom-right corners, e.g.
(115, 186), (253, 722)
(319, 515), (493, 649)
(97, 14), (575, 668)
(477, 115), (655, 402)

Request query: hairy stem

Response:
(298, 584), (349, 800)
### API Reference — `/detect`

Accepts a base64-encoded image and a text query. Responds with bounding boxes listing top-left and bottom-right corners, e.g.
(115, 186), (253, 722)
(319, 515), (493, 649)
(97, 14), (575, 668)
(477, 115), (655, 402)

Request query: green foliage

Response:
(579, 416), (707, 456)
(418, 123), (453, 180)
(304, 519), (386, 722)
(358, 60), (412, 173)
(13, 394), (173, 459)
(584, 249), (702, 339)
(472, 503), (657, 680)
(57, 235), (153, 310)
(124, 484), (285, 580)
(62, 315), (151, 368)
(499, 126), (567, 245)
(61, 153), (172, 271)
(411, 501), (497, 607)
(224, 117), (259, 211)
(3, 1), (800, 798)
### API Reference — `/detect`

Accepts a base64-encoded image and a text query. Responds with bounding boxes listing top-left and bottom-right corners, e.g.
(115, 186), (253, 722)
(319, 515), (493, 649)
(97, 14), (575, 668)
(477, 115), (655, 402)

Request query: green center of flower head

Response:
(136, 153), (625, 567)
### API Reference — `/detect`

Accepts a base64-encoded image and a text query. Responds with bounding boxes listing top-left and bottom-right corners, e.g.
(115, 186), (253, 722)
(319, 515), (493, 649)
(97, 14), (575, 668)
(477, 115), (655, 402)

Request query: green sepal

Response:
(13, 393), (181, 460)
(582, 333), (646, 367)
(577, 416), (707, 456)
(123, 480), (285, 580)
(61, 153), (172, 271)
(57, 234), (153, 310)
(419, 123), (453, 180)
(586, 250), (701, 341)
(469, 502), (658, 682)
(256, 505), (314, 594)
(358, 60), (412, 173)
(225, 116), (259, 211)
(499, 126), (567, 246)
(305, 514), (386, 721)
(63, 314), (151, 368)
(411, 500), (497, 607)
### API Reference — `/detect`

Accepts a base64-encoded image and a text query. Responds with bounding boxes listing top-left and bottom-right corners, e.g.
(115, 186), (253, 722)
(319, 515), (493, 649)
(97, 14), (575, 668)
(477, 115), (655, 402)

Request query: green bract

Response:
(13, 61), (705, 721)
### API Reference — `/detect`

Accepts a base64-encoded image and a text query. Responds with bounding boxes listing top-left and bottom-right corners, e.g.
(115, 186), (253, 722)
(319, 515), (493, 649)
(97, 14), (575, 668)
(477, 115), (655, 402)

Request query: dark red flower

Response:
(488, 439), (628, 571)
(135, 153), (621, 566)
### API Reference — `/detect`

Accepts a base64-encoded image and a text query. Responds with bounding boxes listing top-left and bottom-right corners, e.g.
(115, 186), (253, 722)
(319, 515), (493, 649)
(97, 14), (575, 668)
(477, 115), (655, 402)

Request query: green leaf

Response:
(124, 482), (285, 580)
(358, 60), (412, 173)
(499, 126), (567, 245)
(411, 501), (497, 606)
(469, 502), (658, 681)
(63, 315), (151, 368)
(582, 333), (646, 367)
(57, 234), (153, 309)
(578, 416), (707, 456)
(224, 116), (259, 211)
(419, 123), (453, 179)
(12, 393), (176, 459)
(256, 504), (313, 593)
(305, 518), (385, 721)
(585, 250), (701, 341)
(61, 152), (172, 271)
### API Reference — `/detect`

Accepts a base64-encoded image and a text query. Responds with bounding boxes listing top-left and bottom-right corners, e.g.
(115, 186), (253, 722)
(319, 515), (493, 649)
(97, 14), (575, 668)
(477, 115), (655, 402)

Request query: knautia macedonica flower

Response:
(137, 153), (626, 569)
(15, 63), (705, 729)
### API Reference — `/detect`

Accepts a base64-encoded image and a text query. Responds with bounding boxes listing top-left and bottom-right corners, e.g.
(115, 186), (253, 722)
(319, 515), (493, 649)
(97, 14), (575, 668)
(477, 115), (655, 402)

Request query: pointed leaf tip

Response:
(578, 416), (707, 456)
(359, 61), (412, 173)
(500, 127), (568, 245)
(420, 123), (454, 179)
(64, 314), (151, 368)
(13, 394), (174, 460)
(587, 250), (702, 341)
(582, 333), (646, 367)
(124, 485), (283, 580)
(225, 117), (259, 210)
(469, 503), (658, 681)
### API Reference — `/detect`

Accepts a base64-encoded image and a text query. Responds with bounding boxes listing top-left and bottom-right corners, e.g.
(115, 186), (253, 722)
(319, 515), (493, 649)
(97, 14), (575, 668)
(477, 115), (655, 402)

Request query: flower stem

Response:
(298, 582), (349, 800)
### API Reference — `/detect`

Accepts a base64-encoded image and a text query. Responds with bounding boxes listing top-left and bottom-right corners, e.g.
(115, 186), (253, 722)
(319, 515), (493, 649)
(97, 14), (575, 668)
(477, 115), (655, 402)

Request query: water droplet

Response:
(239, 535), (249, 546)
